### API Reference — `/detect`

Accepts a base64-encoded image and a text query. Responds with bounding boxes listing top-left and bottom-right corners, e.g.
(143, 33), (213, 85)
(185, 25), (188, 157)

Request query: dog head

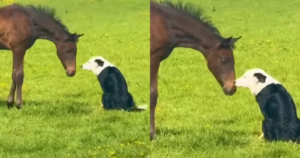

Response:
(235, 68), (280, 95)
(81, 56), (114, 75)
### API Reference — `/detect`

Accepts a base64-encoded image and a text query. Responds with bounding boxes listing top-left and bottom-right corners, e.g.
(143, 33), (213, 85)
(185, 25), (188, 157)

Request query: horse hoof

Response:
(7, 101), (14, 109)
(16, 104), (22, 110)
(150, 133), (156, 141)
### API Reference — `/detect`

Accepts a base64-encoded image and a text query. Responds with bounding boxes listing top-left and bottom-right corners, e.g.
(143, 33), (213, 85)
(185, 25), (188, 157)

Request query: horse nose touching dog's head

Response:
(206, 36), (242, 96)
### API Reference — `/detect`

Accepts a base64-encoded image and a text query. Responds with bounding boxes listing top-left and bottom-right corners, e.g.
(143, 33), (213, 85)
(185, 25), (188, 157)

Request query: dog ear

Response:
(95, 59), (104, 66)
(254, 73), (266, 83)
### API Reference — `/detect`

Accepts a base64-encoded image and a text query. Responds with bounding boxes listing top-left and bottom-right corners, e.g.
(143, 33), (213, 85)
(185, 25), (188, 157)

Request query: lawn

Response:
(0, 0), (149, 157)
(150, 0), (300, 158)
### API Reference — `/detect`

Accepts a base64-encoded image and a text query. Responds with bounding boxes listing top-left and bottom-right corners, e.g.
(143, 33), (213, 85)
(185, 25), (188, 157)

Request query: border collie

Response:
(81, 56), (147, 112)
(235, 68), (300, 142)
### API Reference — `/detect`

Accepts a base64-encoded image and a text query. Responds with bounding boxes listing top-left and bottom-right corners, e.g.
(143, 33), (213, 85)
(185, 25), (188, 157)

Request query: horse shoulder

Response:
(150, 8), (170, 54)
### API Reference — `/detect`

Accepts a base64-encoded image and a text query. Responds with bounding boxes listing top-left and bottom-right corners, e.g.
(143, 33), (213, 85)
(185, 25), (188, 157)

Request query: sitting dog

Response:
(81, 56), (147, 112)
(235, 68), (300, 142)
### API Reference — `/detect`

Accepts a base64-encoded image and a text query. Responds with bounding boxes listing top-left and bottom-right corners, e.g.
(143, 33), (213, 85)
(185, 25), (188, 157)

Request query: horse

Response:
(0, 4), (84, 109)
(150, 0), (242, 140)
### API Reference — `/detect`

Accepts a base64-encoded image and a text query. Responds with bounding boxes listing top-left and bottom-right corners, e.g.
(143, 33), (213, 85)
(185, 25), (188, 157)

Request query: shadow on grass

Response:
(101, 114), (122, 123)
(63, 92), (86, 98)
(212, 118), (237, 125)
(156, 127), (249, 149)
(156, 127), (185, 136)
(31, 100), (93, 116)
(213, 129), (249, 147)
(0, 97), (94, 116)
(0, 100), (7, 107)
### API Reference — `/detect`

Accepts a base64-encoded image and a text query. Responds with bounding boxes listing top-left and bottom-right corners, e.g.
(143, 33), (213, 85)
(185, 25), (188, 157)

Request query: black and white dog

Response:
(235, 68), (300, 142)
(81, 56), (147, 112)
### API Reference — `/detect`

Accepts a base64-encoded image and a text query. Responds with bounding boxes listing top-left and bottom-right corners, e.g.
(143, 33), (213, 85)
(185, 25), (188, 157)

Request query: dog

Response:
(235, 68), (300, 142)
(81, 56), (147, 112)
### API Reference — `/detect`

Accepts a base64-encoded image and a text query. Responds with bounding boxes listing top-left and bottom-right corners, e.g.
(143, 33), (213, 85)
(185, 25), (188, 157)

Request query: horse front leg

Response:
(10, 49), (26, 109)
(150, 56), (160, 141)
(7, 76), (16, 109)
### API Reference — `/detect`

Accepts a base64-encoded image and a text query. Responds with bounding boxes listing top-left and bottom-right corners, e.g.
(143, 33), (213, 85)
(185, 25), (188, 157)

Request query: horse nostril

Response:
(233, 81), (236, 84)
(68, 69), (75, 75)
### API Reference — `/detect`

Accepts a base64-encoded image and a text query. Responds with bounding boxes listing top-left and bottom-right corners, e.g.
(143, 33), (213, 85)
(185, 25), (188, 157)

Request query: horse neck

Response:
(169, 15), (222, 56)
(33, 15), (69, 45)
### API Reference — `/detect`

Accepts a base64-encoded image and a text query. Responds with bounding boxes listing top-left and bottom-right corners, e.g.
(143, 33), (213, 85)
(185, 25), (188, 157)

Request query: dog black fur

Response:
(255, 74), (300, 142)
(82, 57), (147, 112)
(98, 66), (137, 111)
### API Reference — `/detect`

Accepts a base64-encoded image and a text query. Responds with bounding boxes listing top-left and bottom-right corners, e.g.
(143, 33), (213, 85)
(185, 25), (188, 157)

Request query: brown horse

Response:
(150, 1), (242, 140)
(0, 4), (84, 109)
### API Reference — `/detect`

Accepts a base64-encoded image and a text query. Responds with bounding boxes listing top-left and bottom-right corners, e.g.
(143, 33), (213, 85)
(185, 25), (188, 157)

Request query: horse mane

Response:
(153, 0), (220, 34)
(18, 4), (69, 33)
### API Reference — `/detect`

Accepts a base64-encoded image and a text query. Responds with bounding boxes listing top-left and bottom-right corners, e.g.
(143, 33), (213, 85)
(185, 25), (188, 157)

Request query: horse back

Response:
(0, 4), (34, 49)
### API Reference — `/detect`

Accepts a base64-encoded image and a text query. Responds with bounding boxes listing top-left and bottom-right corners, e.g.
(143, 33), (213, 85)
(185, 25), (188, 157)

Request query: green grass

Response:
(0, 0), (149, 157)
(2, 0), (300, 157)
(150, 0), (300, 157)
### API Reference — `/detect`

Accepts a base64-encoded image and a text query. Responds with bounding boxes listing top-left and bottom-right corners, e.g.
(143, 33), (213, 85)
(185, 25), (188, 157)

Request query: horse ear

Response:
(220, 36), (233, 47)
(230, 36), (242, 45)
(72, 33), (84, 42)
(220, 36), (242, 47)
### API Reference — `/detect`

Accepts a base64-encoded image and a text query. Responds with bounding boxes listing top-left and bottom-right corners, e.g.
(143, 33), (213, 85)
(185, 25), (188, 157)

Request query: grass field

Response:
(150, 0), (300, 158)
(0, 0), (149, 157)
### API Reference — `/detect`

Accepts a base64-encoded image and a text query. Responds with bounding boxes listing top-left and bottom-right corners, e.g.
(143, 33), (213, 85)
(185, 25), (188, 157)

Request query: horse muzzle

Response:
(66, 68), (76, 77)
(223, 84), (237, 96)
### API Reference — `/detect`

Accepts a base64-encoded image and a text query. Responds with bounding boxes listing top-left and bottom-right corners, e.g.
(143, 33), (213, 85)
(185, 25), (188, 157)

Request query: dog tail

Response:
(132, 104), (148, 112)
